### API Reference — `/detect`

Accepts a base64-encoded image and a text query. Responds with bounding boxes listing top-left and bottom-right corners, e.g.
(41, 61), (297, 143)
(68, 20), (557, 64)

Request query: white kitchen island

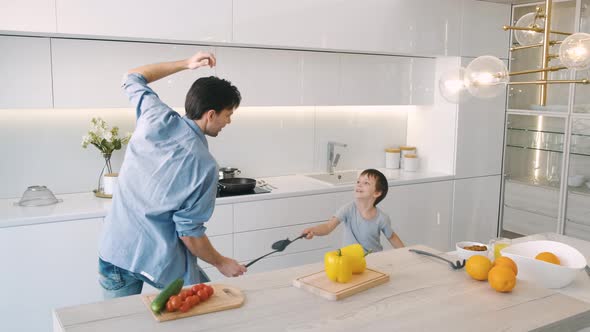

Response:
(53, 233), (590, 332)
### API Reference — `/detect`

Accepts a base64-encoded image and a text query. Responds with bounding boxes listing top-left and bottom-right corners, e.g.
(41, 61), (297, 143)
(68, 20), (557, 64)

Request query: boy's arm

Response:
(128, 51), (216, 84)
(388, 232), (405, 249)
(302, 217), (340, 239)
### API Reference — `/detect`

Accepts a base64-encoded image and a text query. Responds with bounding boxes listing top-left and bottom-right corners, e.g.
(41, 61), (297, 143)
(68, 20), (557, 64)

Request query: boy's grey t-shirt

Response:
(335, 201), (394, 252)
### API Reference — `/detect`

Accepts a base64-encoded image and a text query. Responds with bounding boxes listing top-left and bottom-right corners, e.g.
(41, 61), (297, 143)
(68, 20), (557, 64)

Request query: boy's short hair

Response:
(185, 76), (241, 120)
(361, 169), (388, 206)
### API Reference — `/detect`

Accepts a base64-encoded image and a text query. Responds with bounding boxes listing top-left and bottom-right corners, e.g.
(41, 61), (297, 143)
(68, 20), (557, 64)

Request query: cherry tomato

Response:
(170, 296), (183, 310)
(166, 300), (175, 312)
(179, 290), (192, 300)
(205, 285), (214, 297)
(179, 302), (192, 313)
(197, 289), (209, 301)
(191, 285), (201, 294)
(188, 295), (200, 306)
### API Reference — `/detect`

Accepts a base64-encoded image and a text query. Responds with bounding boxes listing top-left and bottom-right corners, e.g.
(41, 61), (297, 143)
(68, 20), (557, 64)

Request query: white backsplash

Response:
(0, 106), (410, 199)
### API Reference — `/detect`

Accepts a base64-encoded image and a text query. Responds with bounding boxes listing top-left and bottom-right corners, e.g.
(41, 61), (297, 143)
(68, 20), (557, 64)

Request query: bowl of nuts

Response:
(456, 241), (489, 261)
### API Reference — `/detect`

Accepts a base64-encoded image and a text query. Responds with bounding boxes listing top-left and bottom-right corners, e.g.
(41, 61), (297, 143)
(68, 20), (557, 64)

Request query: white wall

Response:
(0, 106), (409, 199)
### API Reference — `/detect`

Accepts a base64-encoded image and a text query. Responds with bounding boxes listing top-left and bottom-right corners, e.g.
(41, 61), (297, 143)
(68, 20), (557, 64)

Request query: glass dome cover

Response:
(14, 185), (62, 207)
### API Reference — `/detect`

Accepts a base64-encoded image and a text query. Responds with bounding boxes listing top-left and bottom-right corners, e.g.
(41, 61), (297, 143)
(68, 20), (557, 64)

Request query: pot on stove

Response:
(219, 167), (241, 180)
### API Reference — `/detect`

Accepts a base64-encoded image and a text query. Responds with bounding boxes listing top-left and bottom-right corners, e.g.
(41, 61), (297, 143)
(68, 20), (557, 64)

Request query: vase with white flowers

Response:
(82, 118), (131, 197)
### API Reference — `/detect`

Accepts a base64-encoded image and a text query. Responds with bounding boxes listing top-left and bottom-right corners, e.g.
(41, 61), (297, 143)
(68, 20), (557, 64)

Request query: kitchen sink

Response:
(305, 170), (362, 185)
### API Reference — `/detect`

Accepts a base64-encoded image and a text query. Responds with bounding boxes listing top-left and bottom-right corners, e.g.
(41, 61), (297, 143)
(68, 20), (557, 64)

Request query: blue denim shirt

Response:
(99, 73), (218, 286)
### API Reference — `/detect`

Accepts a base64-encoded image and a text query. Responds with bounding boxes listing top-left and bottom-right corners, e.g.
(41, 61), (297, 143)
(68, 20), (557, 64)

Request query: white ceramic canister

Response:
(385, 148), (401, 169)
(103, 173), (119, 195)
(399, 146), (416, 168)
(403, 154), (419, 172)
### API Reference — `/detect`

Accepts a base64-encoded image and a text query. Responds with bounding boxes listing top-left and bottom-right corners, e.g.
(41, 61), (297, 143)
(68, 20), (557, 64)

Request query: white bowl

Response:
(568, 175), (585, 187)
(456, 241), (489, 261)
(501, 240), (587, 289)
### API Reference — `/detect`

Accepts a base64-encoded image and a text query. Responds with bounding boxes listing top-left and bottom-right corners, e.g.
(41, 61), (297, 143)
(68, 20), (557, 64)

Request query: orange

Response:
(535, 252), (561, 265)
(488, 266), (517, 292)
(493, 256), (518, 276)
(465, 255), (492, 281)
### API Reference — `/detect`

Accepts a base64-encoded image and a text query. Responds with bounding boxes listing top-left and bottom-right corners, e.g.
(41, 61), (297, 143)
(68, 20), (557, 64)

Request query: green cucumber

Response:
(150, 278), (184, 313)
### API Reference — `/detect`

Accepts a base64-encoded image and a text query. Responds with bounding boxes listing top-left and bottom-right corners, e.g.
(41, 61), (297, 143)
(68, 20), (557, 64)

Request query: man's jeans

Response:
(98, 258), (165, 299)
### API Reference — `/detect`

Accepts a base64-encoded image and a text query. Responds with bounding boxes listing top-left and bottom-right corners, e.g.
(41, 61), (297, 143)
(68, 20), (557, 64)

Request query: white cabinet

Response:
(301, 52), (340, 106)
(455, 57), (506, 178)
(233, 222), (335, 262)
(460, 0), (511, 59)
(0, 218), (103, 332)
(452, 176), (501, 245)
(234, 192), (350, 232)
(0, 36), (53, 108)
(0, 0), (56, 33)
(207, 204), (233, 236)
(55, 0), (232, 43)
(51, 39), (214, 108)
(380, 181), (454, 251)
(215, 47), (303, 107)
(339, 54), (434, 105)
(233, 0), (461, 56)
(198, 234), (233, 270)
(216, 47), (434, 106)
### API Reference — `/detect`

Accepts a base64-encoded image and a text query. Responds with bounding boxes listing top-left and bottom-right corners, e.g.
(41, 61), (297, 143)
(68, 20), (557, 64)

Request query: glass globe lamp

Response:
(514, 12), (545, 46)
(559, 32), (590, 70)
(464, 56), (509, 98)
(438, 67), (471, 103)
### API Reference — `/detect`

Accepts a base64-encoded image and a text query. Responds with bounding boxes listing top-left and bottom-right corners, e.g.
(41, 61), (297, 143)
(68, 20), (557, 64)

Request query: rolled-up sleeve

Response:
(121, 73), (166, 120)
(172, 166), (218, 238)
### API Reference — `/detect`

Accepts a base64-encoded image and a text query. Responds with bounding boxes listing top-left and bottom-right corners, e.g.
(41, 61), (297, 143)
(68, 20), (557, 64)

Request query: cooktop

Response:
(216, 186), (271, 198)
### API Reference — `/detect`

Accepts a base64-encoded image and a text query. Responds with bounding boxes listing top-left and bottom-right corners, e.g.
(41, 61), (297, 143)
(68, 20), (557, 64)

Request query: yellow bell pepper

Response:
(324, 249), (352, 283)
(340, 243), (365, 257)
(340, 244), (367, 274)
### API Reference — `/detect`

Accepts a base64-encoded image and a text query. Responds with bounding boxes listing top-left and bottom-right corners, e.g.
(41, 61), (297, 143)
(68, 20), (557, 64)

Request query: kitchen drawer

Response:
(233, 222), (337, 262)
(243, 248), (327, 275)
(206, 204), (233, 236)
(198, 234), (233, 269)
(502, 205), (557, 236)
(234, 191), (350, 232)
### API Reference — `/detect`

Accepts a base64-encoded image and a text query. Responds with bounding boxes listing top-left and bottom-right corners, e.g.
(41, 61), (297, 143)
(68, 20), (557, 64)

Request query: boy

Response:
(302, 169), (404, 252)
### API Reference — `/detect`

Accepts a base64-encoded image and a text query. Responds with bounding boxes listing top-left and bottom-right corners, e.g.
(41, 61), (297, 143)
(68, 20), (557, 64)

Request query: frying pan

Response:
(218, 177), (257, 194)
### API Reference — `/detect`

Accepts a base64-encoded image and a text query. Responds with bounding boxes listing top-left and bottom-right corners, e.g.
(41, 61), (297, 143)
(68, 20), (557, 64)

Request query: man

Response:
(98, 51), (246, 298)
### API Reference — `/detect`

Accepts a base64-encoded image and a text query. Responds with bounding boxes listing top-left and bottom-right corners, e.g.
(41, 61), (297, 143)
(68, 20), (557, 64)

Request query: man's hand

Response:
(215, 256), (247, 277)
(186, 52), (217, 70)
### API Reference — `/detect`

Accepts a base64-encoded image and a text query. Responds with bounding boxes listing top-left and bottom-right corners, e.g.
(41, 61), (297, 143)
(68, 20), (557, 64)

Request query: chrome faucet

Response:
(327, 141), (348, 174)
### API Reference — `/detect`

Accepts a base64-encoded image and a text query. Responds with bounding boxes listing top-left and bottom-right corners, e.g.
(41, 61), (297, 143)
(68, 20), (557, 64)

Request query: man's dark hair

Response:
(185, 76), (241, 120)
(360, 169), (388, 206)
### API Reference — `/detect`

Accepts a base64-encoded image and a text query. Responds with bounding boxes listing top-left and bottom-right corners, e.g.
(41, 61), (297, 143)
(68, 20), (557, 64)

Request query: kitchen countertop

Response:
(52, 232), (590, 332)
(0, 169), (453, 228)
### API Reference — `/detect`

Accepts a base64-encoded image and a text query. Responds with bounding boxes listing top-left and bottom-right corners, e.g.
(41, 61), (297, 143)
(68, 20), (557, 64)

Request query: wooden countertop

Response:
(53, 233), (590, 332)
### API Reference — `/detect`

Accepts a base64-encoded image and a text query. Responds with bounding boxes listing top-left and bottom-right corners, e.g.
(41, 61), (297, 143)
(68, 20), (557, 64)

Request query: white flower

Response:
(103, 131), (113, 142)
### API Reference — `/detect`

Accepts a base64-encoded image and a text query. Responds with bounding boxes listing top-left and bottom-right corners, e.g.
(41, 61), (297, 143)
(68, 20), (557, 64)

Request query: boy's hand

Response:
(186, 52), (216, 70)
(302, 229), (314, 239)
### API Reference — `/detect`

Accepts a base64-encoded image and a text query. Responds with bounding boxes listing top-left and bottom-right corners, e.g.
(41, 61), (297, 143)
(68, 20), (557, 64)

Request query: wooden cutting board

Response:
(141, 284), (245, 322)
(292, 268), (389, 301)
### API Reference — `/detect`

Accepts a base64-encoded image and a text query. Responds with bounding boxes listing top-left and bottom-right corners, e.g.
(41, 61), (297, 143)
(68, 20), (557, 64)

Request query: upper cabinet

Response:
(55, 0), (232, 42)
(51, 39), (214, 108)
(0, 0), (56, 33)
(0, 36), (53, 108)
(233, 0), (462, 56)
(460, 0), (511, 59)
(216, 47), (434, 106)
(215, 47), (303, 107)
(339, 54), (433, 105)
